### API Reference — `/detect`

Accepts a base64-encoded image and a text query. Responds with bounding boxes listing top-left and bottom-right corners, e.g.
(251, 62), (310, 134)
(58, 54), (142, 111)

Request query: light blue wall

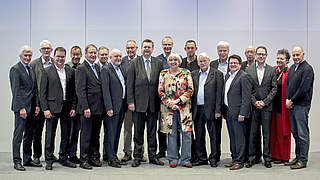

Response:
(0, 0), (319, 153)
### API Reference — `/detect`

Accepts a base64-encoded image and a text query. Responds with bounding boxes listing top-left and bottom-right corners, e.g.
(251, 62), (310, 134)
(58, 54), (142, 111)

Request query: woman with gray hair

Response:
(158, 53), (194, 168)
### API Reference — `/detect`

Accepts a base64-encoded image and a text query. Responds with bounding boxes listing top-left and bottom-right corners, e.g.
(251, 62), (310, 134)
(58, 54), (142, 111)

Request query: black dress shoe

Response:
(264, 161), (272, 168)
(245, 160), (254, 168)
(14, 163), (25, 171)
(192, 160), (208, 166)
(116, 159), (127, 165)
(69, 156), (81, 164)
(210, 160), (218, 167)
(33, 158), (40, 164)
(80, 161), (92, 170)
(149, 158), (164, 166)
(89, 159), (102, 167)
(156, 151), (166, 159)
(108, 160), (121, 168)
(131, 159), (141, 167)
(62, 160), (76, 168)
(45, 162), (53, 170)
(24, 160), (42, 167)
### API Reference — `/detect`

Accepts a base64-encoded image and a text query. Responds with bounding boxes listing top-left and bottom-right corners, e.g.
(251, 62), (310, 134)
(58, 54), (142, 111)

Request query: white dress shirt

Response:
(224, 70), (239, 106)
(55, 65), (67, 100)
(197, 67), (210, 105)
(256, 63), (265, 85)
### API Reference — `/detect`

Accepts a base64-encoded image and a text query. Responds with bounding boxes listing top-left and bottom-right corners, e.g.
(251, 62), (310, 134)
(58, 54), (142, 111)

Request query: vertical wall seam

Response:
(29, 0), (32, 46)
(251, 0), (254, 45)
(84, 0), (87, 46)
(197, 0), (199, 45)
(306, 0), (309, 57)
(140, 0), (143, 43)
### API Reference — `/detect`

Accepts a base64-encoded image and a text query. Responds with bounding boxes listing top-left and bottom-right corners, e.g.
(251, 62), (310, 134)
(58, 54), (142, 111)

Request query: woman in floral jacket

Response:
(158, 53), (194, 168)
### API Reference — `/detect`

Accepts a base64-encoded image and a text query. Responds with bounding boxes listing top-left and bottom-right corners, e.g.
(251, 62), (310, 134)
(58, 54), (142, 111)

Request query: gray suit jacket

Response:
(101, 63), (126, 114)
(29, 56), (54, 92)
(75, 60), (104, 115)
(40, 65), (76, 114)
(126, 55), (163, 112)
(10, 62), (38, 113)
(246, 63), (277, 111)
(191, 68), (224, 121)
(223, 70), (252, 119)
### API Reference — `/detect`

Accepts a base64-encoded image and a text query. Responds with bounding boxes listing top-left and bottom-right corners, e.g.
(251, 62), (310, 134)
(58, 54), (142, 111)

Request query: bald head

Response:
(245, 45), (255, 63)
(292, 46), (304, 64)
(110, 49), (122, 66)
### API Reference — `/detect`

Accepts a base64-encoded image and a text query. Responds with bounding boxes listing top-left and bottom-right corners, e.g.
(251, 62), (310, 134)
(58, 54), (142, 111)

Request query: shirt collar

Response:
(41, 56), (51, 65)
(143, 56), (151, 62)
(199, 66), (210, 75)
(128, 55), (137, 60)
(256, 63), (266, 69)
(20, 61), (29, 67)
(54, 64), (64, 71)
(110, 61), (120, 70)
(219, 59), (228, 65)
(229, 69), (240, 76)
(85, 59), (94, 65)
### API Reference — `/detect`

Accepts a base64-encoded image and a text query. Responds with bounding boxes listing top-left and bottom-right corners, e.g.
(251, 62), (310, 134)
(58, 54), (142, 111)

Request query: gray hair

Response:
(217, 41), (230, 48)
(40, 40), (52, 48)
(198, 52), (210, 60)
(98, 46), (109, 55)
(19, 45), (32, 56)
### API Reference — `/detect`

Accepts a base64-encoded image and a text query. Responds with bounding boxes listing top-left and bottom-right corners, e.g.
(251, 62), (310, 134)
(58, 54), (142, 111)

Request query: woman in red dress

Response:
(270, 49), (291, 163)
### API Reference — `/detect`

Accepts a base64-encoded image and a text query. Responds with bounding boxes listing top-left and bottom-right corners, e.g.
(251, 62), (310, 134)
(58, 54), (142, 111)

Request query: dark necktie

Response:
(26, 66), (32, 79)
(146, 60), (151, 81)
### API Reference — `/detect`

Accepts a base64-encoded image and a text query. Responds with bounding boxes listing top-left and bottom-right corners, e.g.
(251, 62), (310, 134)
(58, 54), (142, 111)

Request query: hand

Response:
(84, 108), (91, 118)
(19, 108), (27, 119)
(168, 99), (180, 107)
(238, 115), (245, 122)
(128, 104), (135, 112)
(254, 101), (263, 109)
(259, 101), (265, 108)
(286, 99), (293, 109)
(44, 110), (52, 119)
(215, 113), (221, 119)
(172, 105), (179, 110)
(35, 107), (40, 116)
(70, 109), (76, 117)
(107, 109), (114, 117)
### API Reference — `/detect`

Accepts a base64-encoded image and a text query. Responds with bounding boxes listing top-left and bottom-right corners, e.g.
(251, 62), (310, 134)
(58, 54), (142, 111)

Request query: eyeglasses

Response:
(229, 62), (239, 65)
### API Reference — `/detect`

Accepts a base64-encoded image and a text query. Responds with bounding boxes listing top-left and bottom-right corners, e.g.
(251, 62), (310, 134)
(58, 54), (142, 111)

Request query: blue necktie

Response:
(92, 64), (99, 78)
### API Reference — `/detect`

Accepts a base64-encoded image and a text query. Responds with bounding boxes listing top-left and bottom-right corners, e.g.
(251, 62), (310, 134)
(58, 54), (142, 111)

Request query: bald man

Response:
(101, 49), (127, 168)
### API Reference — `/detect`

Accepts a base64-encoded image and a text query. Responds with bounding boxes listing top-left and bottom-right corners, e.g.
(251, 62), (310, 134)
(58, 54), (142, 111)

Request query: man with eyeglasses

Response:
(246, 46), (277, 168)
(30, 40), (56, 165)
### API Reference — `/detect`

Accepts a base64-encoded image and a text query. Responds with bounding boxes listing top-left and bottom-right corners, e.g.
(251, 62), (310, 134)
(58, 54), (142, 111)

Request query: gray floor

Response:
(1, 152), (320, 180)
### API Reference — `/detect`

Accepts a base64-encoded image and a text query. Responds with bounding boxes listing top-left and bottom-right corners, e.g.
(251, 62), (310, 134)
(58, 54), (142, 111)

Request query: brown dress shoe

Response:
(224, 162), (235, 168)
(230, 163), (244, 170)
(141, 156), (147, 162)
(121, 153), (132, 162)
(284, 158), (297, 166)
(290, 161), (306, 169)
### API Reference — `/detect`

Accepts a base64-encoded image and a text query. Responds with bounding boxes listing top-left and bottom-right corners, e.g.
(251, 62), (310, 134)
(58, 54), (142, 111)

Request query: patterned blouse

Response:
(158, 68), (194, 133)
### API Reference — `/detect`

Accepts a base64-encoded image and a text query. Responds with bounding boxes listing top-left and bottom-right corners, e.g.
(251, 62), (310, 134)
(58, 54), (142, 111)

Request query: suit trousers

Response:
(80, 114), (103, 161)
(132, 109), (157, 160)
(122, 110), (133, 155)
(226, 109), (246, 164)
(33, 111), (45, 159)
(69, 114), (81, 158)
(194, 106), (217, 162)
(103, 103), (125, 161)
(45, 103), (72, 162)
(249, 109), (272, 162)
(12, 112), (34, 165)
(245, 116), (262, 162)
(214, 116), (222, 161)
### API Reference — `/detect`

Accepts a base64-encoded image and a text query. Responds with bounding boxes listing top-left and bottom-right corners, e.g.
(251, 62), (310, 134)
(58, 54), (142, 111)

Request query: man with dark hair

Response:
(76, 44), (104, 169)
(40, 47), (77, 170)
(224, 54), (252, 170)
(180, 40), (199, 71)
(97, 46), (109, 69)
(67, 46), (82, 69)
(246, 46), (277, 168)
(127, 39), (164, 167)
(285, 46), (314, 169)
(10, 45), (41, 171)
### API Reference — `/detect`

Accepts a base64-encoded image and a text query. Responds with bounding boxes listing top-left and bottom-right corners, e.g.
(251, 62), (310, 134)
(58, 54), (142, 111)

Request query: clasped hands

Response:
(168, 98), (180, 110)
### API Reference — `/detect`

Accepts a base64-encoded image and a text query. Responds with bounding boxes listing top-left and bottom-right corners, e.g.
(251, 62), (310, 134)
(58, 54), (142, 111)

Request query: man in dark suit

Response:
(246, 46), (277, 168)
(242, 45), (262, 164)
(191, 53), (223, 167)
(10, 45), (41, 171)
(285, 46), (314, 169)
(210, 41), (229, 162)
(223, 54), (252, 170)
(67, 46), (82, 164)
(40, 47), (77, 170)
(96, 46), (109, 69)
(29, 40), (56, 164)
(127, 39), (164, 167)
(101, 49), (127, 168)
(75, 44), (104, 170)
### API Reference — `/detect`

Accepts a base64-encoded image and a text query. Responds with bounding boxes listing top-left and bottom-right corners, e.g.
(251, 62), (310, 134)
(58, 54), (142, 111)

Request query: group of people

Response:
(9, 36), (314, 172)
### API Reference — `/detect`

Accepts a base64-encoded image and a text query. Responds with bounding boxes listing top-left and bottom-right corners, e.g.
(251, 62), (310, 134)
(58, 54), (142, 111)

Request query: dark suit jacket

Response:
(30, 56), (54, 92)
(126, 55), (163, 112)
(39, 65), (76, 114)
(75, 60), (104, 115)
(101, 63), (127, 114)
(10, 62), (38, 113)
(121, 56), (135, 75)
(191, 68), (224, 121)
(246, 63), (277, 111)
(223, 70), (252, 119)
(210, 59), (230, 77)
